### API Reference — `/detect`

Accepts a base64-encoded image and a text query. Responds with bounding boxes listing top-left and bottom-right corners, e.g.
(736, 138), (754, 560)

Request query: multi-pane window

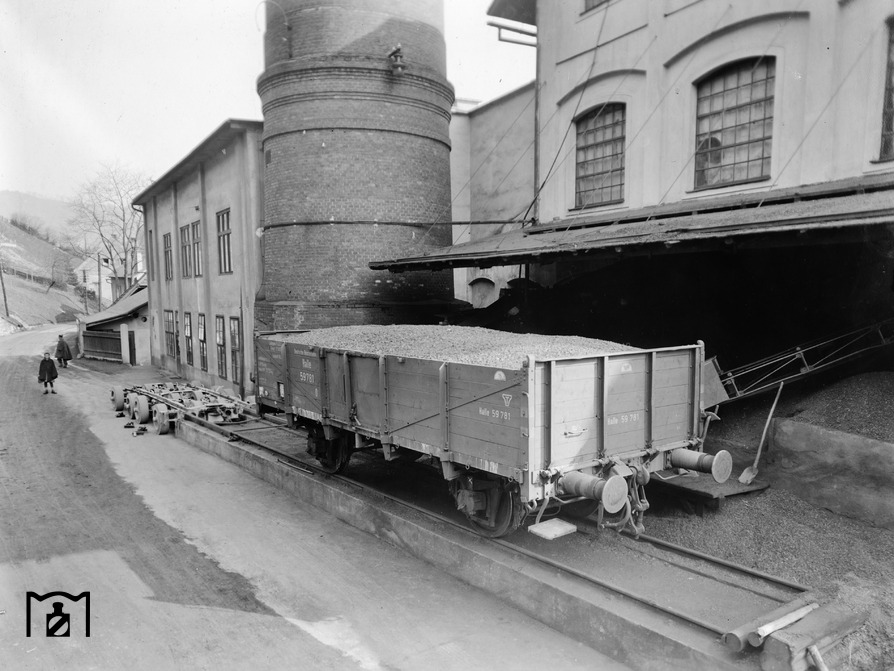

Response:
(880, 20), (894, 160)
(230, 317), (242, 385)
(198, 314), (208, 371)
(215, 315), (227, 379)
(694, 57), (775, 189)
(179, 225), (191, 278)
(217, 210), (232, 274)
(163, 233), (173, 280)
(191, 221), (203, 277)
(184, 312), (193, 366)
(163, 310), (176, 357)
(575, 103), (625, 207)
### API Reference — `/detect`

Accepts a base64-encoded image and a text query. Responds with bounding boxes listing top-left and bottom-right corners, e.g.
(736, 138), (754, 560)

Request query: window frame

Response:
(216, 209), (232, 275)
(184, 311), (193, 366)
(179, 224), (191, 278)
(215, 315), (227, 379)
(163, 310), (176, 357)
(198, 313), (208, 372)
(880, 18), (894, 161)
(162, 233), (173, 281)
(693, 57), (775, 191)
(229, 316), (242, 385)
(191, 221), (203, 277)
(574, 102), (626, 209)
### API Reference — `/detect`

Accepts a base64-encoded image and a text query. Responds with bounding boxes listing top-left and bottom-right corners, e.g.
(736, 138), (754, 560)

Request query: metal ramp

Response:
(701, 318), (894, 408)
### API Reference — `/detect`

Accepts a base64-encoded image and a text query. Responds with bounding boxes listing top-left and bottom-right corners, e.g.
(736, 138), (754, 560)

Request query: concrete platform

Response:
(176, 417), (766, 671)
(769, 419), (894, 530)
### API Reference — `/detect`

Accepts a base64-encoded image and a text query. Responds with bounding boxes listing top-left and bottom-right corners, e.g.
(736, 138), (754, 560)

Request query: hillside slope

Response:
(0, 273), (89, 334)
(0, 216), (77, 278)
(0, 191), (75, 240)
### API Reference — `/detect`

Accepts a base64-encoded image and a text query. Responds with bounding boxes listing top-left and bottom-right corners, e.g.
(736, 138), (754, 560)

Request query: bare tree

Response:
(68, 164), (149, 298)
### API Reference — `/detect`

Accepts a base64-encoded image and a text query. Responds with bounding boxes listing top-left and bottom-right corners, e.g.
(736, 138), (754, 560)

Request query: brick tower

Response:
(255, 0), (455, 330)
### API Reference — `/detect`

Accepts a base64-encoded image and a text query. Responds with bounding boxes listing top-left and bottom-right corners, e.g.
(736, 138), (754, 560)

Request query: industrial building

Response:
(135, 0), (894, 393)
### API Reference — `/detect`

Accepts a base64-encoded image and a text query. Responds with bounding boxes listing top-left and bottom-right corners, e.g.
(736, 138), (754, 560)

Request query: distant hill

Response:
(0, 216), (78, 277)
(0, 191), (75, 241)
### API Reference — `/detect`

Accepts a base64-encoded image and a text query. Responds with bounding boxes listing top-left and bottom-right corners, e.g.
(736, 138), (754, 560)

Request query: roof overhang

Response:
(82, 288), (148, 328)
(132, 119), (263, 206)
(487, 0), (536, 26)
(370, 175), (894, 272)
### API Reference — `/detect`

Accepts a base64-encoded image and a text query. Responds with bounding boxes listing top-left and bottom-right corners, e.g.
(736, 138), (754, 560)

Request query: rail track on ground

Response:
(218, 414), (813, 656)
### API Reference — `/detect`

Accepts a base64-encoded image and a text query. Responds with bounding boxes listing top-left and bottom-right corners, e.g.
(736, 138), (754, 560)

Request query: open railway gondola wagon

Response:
(255, 326), (731, 537)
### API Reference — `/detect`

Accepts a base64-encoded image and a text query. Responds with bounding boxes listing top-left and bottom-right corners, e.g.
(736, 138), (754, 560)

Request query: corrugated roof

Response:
(81, 287), (148, 328)
(370, 176), (894, 271)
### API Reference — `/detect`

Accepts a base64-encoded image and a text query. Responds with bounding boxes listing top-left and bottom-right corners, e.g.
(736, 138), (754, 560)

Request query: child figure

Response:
(38, 352), (58, 394)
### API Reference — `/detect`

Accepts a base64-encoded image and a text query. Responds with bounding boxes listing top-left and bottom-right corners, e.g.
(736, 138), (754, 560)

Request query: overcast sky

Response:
(0, 0), (536, 200)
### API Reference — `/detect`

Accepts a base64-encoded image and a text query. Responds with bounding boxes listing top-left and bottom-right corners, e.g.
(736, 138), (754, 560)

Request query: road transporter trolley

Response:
(255, 328), (732, 538)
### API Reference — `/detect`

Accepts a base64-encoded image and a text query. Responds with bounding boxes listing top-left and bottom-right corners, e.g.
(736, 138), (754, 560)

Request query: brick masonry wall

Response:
(256, 0), (454, 331)
(262, 222), (451, 303)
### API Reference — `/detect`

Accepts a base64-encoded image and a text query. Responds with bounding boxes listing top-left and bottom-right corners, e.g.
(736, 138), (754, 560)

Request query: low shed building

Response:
(78, 284), (150, 366)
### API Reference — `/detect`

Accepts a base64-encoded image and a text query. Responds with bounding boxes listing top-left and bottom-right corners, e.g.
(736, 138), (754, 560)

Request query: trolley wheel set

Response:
(110, 382), (251, 434)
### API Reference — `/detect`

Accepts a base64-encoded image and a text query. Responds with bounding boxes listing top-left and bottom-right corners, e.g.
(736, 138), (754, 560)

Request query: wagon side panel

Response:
(255, 336), (288, 412)
(285, 344), (324, 422)
(651, 349), (698, 448)
(384, 356), (444, 449)
(446, 364), (527, 475)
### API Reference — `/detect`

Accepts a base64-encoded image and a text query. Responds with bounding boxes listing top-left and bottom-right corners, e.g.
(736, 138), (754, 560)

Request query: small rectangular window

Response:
(198, 314), (208, 372)
(184, 312), (193, 366)
(163, 233), (173, 281)
(215, 315), (227, 379)
(179, 225), (191, 278)
(217, 210), (232, 274)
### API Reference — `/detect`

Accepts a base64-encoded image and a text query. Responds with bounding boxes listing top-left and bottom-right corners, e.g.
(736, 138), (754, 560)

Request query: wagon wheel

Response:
(451, 477), (525, 538)
(133, 394), (151, 425)
(152, 403), (170, 435)
(123, 393), (134, 417)
(307, 427), (352, 474)
(110, 386), (126, 411)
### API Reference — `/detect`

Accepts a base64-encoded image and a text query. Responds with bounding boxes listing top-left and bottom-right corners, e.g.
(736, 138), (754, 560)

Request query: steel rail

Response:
(228, 422), (775, 637)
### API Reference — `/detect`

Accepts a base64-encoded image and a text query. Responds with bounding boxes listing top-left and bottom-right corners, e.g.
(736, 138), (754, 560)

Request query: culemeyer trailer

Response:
(256, 336), (732, 537)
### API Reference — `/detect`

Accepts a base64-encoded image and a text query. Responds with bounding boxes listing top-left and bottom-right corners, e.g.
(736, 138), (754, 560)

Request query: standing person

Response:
(38, 352), (58, 394)
(55, 334), (72, 368)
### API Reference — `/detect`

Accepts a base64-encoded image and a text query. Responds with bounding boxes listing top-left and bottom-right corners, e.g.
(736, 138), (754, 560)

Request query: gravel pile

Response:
(275, 325), (636, 368)
(646, 487), (894, 670)
(789, 372), (894, 443)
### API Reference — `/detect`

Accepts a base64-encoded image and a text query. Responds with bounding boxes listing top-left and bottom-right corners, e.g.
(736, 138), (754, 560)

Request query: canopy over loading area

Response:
(369, 175), (894, 272)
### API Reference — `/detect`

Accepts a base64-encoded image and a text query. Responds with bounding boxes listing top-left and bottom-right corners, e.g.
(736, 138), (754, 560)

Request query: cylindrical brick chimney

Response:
(255, 0), (455, 331)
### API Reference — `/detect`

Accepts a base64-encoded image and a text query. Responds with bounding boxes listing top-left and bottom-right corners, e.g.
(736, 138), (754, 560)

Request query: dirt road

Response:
(0, 325), (623, 670)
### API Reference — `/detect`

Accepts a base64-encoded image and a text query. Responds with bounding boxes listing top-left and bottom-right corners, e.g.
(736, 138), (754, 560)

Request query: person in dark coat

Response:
(55, 335), (72, 368)
(38, 352), (58, 394)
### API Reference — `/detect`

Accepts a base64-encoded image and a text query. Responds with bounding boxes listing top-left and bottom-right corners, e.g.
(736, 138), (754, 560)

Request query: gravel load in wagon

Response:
(272, 325), (637, 369)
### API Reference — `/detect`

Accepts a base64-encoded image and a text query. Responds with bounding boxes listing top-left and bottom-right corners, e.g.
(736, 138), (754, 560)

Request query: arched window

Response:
(694, 57), (775, 189)
(575, 103), (625, 208)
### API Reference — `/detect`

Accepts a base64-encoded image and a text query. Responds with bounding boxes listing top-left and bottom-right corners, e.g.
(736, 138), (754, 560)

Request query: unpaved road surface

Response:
(0, 325), (624, 670)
